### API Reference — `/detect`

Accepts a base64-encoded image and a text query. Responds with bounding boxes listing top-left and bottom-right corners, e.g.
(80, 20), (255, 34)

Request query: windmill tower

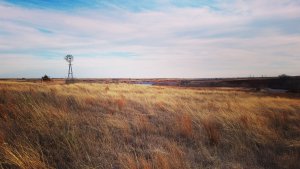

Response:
(65, 55), (74, 79)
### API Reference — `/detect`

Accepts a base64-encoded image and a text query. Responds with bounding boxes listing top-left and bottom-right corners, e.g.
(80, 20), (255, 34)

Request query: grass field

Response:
(0, 81), (299, 169)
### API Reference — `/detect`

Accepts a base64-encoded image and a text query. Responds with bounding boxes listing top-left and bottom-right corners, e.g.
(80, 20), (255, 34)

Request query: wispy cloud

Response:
(0, 0), (299, 78)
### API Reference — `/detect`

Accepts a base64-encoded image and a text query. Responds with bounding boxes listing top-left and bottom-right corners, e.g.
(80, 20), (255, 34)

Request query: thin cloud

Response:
(0, 0), (299, 78)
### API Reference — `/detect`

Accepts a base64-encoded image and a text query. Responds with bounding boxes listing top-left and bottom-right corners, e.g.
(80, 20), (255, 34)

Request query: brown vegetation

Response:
(0, 81), (299, 169)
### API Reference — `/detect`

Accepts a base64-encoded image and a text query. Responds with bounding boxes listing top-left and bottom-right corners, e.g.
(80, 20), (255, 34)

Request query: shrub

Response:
(116, 96), (126, 110)
(105, 86), (110, 92)
(177, 114), (193, 138)
(201, 116), (221, 145)
(41, 74), (51, 82)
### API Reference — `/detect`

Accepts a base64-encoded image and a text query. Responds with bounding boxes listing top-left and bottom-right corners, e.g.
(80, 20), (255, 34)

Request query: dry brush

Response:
(0, 81), (299, 169)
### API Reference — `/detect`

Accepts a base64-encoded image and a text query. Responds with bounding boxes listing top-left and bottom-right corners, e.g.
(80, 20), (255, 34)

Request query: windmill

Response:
(65, 55), (74, 79)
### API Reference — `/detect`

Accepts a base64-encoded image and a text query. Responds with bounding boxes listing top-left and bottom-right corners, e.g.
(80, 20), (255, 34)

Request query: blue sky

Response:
(0, 0), (300, 78)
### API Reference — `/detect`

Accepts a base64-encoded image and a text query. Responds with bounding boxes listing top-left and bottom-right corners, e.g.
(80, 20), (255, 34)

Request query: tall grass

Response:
(0, 81), (299, 169)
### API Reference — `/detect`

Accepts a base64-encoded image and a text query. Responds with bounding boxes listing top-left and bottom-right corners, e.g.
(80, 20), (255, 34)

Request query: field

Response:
(0, 81), (299, 169)
(5, 75), (300, 92)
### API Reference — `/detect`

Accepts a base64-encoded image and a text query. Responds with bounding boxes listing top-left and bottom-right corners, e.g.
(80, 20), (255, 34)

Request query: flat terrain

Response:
(2, 75), (300, 92)
(0, 81), (299, 169)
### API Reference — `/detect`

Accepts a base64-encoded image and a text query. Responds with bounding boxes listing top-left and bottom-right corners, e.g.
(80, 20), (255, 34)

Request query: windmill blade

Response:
(65, 55), (74, 63)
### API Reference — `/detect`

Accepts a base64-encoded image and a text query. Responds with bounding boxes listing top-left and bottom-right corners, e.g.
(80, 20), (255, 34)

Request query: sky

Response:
(0, 0), (299, 78)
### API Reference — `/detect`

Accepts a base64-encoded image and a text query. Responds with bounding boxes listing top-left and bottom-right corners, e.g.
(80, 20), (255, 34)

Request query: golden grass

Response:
(0, 81), (300, 169)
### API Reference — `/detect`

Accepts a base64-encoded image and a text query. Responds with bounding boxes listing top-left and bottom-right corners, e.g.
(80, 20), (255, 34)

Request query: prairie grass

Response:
(0, 81), (299, 169)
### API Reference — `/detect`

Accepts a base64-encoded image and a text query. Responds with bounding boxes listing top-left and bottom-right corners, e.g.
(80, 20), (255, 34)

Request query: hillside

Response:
(0, 81), (299, 169)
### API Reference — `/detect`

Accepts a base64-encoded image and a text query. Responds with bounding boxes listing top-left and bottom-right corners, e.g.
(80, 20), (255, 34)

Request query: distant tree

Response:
(278, 74), (290, 78)
(42, 75), (51, 82)
(278, 74), (291, 82)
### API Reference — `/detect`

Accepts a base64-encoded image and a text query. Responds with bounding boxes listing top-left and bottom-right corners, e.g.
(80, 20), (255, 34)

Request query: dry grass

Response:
(0, 81), (300, 169)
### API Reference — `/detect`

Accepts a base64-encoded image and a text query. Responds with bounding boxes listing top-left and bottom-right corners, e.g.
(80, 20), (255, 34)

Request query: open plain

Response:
(0, 81), (299, 169)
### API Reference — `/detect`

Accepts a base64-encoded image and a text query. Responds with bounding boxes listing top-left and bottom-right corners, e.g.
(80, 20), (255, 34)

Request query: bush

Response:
(42, 75), (51, 82)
